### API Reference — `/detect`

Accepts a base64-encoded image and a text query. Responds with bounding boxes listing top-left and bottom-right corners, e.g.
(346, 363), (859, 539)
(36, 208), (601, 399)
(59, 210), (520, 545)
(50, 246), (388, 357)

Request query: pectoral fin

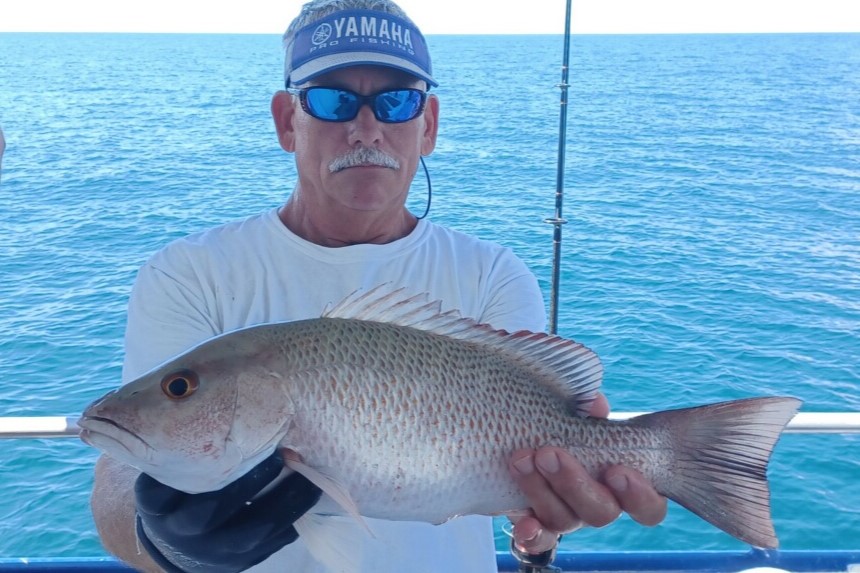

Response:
(285, 455), (374, 537)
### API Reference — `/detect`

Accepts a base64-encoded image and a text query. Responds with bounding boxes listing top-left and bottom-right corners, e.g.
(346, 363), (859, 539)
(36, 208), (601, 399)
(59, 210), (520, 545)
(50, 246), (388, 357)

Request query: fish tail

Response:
(634, 396), (801, 548)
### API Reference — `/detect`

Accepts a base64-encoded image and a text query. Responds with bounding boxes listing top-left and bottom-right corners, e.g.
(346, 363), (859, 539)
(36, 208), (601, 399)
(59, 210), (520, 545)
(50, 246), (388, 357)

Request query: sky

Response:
(0, 0), (858, 34)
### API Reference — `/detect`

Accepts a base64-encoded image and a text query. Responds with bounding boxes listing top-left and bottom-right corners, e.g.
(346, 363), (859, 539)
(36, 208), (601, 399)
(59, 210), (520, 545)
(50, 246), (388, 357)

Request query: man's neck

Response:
(278, 197), (417, 247)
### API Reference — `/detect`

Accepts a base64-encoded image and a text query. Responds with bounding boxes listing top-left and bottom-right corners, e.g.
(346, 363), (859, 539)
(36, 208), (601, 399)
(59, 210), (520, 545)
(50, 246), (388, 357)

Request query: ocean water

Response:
(0, 32), (858, 559)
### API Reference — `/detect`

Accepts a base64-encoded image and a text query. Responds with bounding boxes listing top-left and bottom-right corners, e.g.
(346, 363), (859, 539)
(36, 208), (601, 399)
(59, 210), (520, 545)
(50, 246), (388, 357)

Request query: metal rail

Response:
(1, 550), (860, 572)
(1, 549), (859, 572)
(608, 411), (860, 434)
(1, 413), (859, 439)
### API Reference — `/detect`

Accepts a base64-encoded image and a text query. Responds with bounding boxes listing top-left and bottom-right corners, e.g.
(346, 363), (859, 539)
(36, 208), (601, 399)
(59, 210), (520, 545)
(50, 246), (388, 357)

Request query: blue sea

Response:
(0, 32), (858, 559)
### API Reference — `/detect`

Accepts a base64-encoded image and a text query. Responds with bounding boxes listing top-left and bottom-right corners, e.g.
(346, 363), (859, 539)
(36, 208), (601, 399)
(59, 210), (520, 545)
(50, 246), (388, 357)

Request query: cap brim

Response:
(290, 52), (437, 87)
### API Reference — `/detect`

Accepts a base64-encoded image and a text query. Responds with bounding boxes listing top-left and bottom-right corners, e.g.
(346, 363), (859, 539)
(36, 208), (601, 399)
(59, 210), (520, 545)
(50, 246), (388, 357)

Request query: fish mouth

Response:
(77, 415), (154, 459)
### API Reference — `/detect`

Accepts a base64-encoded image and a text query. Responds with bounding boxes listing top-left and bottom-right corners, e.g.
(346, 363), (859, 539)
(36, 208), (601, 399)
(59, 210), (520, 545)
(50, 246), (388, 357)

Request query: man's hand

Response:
(135, 450), (321, 573)
(507, 393), (667, 554)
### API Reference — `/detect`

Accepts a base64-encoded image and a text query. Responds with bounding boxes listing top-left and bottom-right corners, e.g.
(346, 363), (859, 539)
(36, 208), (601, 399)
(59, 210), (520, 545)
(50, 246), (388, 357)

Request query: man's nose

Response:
(347, 104), (384, 146)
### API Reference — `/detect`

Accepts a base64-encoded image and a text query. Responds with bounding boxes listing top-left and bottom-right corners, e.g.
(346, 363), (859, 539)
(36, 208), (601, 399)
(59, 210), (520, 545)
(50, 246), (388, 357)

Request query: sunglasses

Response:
(288, 87), (428, 124)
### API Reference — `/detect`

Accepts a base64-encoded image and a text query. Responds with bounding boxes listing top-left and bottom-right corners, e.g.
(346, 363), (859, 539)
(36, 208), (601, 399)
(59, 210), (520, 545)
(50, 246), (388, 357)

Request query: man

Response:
(91, 1), (666, 571)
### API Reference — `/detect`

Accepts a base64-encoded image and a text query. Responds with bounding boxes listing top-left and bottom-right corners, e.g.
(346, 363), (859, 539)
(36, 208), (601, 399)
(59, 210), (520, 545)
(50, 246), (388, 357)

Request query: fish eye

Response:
(160, 370), (200, 400)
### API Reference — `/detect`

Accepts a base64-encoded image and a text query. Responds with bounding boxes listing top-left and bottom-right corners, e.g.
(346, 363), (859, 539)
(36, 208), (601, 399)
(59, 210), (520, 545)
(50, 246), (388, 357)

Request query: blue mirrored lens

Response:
(302, 88), (426, 123)
(374, 90), (425, 122)
(304, 89), (359, 121)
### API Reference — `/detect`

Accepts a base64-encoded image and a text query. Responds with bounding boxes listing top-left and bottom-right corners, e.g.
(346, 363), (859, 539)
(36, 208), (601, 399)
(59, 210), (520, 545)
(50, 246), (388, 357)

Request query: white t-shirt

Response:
(122, 207), (547, 573)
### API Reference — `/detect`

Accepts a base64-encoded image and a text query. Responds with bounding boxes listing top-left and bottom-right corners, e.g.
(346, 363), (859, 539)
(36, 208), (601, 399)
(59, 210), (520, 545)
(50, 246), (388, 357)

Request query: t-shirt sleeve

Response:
(121, 254), (219, 382)
(478, 248), (547, 334)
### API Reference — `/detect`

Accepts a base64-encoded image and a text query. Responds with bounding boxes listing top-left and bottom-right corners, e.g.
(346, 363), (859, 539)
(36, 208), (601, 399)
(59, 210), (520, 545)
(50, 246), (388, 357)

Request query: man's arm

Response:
(92, 456), (162, 572)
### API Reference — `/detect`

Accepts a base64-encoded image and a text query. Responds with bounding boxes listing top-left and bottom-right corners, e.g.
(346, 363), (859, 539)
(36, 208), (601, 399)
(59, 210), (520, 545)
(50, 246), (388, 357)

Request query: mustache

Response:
(329, 147), (400, 173)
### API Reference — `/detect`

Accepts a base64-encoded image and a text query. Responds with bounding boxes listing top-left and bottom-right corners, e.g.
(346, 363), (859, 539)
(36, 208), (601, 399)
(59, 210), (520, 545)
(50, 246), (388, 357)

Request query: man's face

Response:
(276, 65), (439, 216)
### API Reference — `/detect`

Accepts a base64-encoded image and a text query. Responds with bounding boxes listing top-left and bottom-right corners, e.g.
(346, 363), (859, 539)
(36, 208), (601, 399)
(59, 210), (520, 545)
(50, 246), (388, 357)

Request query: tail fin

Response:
(633, 396), (801, 548)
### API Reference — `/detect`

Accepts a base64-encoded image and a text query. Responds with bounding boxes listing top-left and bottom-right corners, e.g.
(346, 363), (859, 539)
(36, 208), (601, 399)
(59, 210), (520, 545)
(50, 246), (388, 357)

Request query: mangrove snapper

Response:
(79, 286), (801, 568)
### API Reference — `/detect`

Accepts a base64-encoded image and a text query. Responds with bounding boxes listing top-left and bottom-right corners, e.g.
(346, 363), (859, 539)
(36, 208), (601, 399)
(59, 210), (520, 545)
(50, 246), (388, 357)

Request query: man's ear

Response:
(271, 91), (298, 152)
(420, 94), (439, 156)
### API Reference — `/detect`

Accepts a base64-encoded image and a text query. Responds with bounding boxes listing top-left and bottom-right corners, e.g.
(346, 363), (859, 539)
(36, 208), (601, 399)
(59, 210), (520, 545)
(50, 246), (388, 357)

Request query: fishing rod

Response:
(545, 0), (573, 337)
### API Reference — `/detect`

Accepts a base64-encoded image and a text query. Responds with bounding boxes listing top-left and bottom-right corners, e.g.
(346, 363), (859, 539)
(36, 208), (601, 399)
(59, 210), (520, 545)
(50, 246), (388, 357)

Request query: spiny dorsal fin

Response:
(323, 285), (603, 416)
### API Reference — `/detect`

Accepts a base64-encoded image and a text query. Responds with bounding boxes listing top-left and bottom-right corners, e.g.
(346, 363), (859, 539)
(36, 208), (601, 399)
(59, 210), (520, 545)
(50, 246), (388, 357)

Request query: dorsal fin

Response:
(323, 285), (603, 416)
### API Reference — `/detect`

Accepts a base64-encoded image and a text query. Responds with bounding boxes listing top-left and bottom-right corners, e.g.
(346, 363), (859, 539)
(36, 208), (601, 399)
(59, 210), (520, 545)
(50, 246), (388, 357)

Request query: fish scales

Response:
(280, 317), (671, 521)
(79, 285), (801, 556)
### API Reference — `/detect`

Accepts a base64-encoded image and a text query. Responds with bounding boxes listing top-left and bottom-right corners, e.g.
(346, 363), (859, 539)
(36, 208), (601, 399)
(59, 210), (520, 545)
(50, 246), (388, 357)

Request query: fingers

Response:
(510, 447), (621, 533)
(509, 445), (668, 555)
(579, 392), (667, 526)
(508, 387), (668, 560)
(509, 514), (569, 555)
(588, 392), (610, 418)
(603, 465), (667, 526)
(509, 449), (577, 534)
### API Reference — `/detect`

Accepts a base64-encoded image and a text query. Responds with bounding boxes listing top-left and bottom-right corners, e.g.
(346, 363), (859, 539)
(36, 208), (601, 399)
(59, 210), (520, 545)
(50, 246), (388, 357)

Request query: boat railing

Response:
(2, 413), (859, 572)
(1, 549), (860, 572)
(2, 412), (859, 439)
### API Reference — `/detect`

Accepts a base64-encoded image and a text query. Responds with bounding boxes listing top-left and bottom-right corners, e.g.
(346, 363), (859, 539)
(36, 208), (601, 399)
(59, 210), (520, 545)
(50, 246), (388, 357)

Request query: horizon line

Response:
(2, 29), (858, 35)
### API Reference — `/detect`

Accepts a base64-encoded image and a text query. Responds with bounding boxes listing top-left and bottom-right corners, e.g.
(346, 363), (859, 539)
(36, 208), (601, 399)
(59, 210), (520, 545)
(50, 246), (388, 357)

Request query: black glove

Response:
(134, 451), (322, 573)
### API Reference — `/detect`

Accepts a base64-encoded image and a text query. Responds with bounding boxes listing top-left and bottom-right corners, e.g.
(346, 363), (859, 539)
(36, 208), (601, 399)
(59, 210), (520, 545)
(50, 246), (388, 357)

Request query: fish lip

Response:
(77, 415), (154, 456)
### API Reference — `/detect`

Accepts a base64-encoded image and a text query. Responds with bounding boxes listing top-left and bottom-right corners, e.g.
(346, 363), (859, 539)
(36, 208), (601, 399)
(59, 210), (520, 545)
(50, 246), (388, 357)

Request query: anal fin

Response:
(294, 513), (366, 573)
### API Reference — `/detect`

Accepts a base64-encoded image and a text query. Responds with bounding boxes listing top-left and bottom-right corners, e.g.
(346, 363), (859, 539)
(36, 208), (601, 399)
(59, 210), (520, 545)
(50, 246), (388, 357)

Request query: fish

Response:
(79, 285), (801, 570)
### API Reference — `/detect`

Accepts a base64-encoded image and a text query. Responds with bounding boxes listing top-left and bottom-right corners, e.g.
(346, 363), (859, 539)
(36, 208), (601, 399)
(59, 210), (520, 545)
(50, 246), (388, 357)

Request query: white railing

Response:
(1, 413), (859, 439)
(610, 412), (860, 434)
